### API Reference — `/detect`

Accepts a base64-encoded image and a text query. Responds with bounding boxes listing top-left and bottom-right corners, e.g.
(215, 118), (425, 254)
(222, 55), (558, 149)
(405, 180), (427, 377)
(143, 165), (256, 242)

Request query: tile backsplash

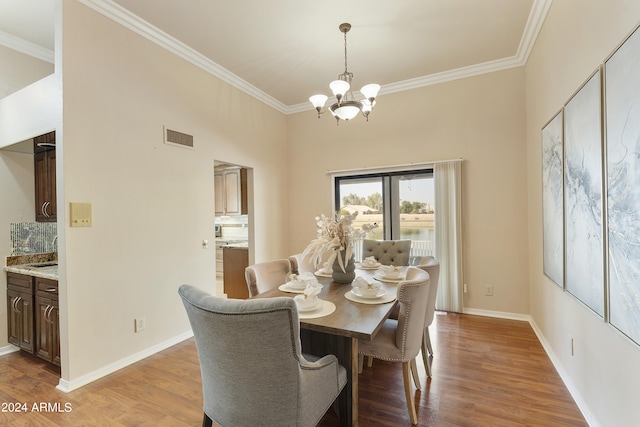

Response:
(9, 222), (57, 255)
(215, 215), (249, 241)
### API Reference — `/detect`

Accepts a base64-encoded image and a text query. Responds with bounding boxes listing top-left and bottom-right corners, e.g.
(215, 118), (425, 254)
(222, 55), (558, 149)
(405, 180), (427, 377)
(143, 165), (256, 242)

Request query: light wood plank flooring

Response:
(0, 312), (587, 426)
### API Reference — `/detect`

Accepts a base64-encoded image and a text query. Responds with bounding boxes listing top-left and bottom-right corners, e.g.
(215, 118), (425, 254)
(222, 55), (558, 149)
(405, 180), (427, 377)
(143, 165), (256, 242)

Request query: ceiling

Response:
(0, 0), (551, 113)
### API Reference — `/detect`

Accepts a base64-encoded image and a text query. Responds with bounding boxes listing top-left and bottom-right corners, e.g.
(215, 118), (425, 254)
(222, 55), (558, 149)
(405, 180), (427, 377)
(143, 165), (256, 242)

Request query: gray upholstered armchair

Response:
(178, 285), (347, 427)
(362, 239), (412, 266)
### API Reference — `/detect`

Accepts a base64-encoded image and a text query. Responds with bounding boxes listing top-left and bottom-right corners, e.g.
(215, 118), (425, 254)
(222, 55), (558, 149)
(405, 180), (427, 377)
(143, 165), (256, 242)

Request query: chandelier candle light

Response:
(309, 23), (380, 124)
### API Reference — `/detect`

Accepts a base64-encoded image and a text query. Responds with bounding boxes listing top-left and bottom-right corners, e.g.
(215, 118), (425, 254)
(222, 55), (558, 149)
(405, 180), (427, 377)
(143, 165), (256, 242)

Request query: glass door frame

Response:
(333, 168), (434, 240)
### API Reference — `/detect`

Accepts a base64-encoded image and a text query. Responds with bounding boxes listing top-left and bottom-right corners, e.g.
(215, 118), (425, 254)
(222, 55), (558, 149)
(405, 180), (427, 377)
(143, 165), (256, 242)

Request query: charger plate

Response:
(297, 300), (336, 319)
(344, 290), (396, 305)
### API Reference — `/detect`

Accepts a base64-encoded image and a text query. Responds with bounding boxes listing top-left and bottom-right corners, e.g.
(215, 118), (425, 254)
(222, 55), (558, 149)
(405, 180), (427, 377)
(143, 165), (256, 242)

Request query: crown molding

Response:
(79, 0), (552, 116)
(284, 0), (553, 114)
(0, 30), (54, 63)
(77, 0), (289, 114)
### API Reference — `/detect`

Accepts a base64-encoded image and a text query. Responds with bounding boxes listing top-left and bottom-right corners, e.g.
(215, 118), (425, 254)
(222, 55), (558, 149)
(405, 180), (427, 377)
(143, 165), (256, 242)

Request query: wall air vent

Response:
(164, 126), (194, 149)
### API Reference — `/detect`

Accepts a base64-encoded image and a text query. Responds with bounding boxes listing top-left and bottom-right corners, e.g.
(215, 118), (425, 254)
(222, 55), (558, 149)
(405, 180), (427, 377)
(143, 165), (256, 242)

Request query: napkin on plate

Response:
(361, 256), (378, 267)
(294, 281), (322, 309)
(379, 265), (403, 278)
(318, 261), (332, 274)
(351, 276), (381, 292)
(289, 272), (320, 288)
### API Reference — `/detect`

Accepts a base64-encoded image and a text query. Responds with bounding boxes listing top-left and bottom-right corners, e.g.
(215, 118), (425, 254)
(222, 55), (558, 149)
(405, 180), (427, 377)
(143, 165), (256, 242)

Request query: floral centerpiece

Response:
(303, 211), (378, 283)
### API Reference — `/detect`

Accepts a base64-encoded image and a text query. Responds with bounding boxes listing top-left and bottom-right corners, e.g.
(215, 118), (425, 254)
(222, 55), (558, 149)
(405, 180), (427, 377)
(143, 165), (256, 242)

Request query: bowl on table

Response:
(380, 265), (404, 280)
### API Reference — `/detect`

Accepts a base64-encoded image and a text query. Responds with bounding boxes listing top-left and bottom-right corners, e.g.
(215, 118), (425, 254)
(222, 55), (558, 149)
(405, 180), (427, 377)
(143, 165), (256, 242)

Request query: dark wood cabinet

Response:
(6, 273), (60, 366)
(34, 131), (56, 222)
(34, 277), (60, 366)
(6, 273), (35, 354)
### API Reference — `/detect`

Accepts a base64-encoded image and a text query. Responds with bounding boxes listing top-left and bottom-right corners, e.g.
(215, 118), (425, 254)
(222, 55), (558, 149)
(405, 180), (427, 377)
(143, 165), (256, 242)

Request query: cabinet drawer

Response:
(36, 278), (58, 296)
(7, 272), (34, 291)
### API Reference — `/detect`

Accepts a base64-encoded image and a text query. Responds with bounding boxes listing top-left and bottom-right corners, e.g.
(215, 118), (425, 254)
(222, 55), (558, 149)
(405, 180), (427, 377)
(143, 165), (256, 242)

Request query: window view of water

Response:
(337, 171), (435, 260)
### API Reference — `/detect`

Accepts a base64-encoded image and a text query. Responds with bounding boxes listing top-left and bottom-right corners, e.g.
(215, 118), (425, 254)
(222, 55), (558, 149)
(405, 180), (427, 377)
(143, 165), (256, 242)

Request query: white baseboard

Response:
(462, 307), (599, 427)
(0, 344), (19, 356)
(56, 330), (194, 393)
(463, 307), (532, 322)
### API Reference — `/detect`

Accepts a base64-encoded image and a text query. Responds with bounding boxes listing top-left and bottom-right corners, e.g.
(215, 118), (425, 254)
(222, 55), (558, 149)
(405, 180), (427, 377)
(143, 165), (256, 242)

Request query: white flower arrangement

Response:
(303, 211), (378, 273)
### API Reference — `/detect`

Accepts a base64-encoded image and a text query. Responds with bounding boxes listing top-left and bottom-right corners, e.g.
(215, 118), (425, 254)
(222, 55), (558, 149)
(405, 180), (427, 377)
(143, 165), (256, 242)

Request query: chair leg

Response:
(402, 361), (418, 425)
(410, 357), (421, 390)
(421, 332), (429, 371)
(421, 331), (432, 378)
(202, 413), (213, 427)
(367, 355), (373, 367)
(424, 327), (433, 355)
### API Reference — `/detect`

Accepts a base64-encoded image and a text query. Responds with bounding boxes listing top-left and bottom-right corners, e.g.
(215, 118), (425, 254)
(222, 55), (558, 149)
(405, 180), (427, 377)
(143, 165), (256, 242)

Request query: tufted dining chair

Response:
(367, 256), (441, 382)
(414, 256), (440, 377)
(362, 239), (412, 266)
(245, 259), (292, 297)
(288, 253), (316, 275)
(358, 267), (430, 425)
(179, 285), (347, 427)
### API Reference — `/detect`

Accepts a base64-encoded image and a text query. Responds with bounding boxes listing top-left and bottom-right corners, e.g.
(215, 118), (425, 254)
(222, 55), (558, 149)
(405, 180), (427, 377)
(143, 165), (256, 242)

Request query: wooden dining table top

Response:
(254, 267), (403, 341)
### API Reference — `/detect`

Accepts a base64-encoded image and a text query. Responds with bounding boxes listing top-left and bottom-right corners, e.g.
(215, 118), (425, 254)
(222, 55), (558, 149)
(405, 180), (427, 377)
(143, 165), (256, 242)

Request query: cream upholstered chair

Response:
(245, 259), (291, 297)
(178, 285), (347, 427)
(358, 267), (430, 425)
(362, 239), (411, 266)
(288, 253), (316, 275)
(372, 256), (441, 379)
(414, 256), (440, 376)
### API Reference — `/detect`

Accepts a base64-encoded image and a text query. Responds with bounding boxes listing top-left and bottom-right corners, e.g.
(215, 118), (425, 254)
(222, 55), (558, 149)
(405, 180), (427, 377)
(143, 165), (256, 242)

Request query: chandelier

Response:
(309, 23), (380, 124)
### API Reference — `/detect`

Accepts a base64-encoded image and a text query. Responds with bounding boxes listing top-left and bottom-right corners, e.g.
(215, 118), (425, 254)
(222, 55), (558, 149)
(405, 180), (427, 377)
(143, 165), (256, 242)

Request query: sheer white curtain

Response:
(434, 160), (464, 312)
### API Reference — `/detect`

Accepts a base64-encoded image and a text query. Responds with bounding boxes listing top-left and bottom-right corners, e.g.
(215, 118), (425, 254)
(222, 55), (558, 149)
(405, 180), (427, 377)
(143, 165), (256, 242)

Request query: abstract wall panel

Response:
(605, 25), (640, 345)
(542, 111), (564, 287)
(564, 70), (605, 317)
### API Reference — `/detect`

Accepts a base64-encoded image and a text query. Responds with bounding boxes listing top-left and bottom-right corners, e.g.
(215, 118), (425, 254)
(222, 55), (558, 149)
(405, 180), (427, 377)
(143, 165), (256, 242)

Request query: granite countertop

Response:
(4, 252), (59, 280)
(216, 239), (248, 248)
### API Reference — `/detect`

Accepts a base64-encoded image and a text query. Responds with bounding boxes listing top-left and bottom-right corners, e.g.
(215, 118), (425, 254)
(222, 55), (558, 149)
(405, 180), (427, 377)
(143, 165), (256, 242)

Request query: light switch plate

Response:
(70, 202), (92, 227)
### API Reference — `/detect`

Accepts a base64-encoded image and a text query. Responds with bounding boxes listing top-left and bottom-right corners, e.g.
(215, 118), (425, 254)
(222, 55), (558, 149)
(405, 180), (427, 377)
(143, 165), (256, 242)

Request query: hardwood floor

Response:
(0, 312), (587, 426)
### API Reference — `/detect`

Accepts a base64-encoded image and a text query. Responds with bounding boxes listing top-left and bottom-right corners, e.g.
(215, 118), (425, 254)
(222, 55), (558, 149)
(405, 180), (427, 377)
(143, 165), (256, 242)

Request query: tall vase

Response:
(332, 251), (356, 284)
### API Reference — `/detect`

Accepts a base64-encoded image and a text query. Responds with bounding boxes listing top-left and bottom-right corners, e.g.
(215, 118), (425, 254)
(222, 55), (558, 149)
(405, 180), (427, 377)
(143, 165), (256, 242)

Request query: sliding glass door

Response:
(335, 170), (434, 262)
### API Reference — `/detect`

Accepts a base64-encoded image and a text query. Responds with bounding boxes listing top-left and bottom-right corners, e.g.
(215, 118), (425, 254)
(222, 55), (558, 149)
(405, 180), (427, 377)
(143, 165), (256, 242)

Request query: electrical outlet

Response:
(463, 283), (468, 293)
(135, 317), (146, 333)
(484, 285), (494, 296)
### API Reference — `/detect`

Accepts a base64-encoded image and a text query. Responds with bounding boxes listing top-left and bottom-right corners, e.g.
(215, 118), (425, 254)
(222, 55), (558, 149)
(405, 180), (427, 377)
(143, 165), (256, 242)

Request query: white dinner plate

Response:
(314, 270), (332, 278)
(278, 283), (306, 293)
(351, 288), (386, 299)
(296, 300), (336, 319)
(357, 262), (381, 270)
(373, 273), (405, 283)
(344, 290), (396, 305)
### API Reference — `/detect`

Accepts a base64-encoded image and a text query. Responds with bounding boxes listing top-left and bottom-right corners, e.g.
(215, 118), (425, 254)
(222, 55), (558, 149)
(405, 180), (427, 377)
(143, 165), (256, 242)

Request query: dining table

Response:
(253, 264), (406, 427)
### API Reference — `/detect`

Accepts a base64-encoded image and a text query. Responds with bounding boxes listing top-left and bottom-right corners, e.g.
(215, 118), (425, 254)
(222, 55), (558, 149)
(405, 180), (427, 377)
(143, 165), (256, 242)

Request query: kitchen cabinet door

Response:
(34, 146), (56, 222)
(214, 167), (248, 215)
(7, 288), (35, 354)
(35, 277), (60, 366)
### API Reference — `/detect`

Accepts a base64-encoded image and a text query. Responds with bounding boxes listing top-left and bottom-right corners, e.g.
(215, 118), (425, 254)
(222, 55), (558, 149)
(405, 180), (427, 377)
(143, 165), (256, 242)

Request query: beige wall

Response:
(0, 151), (35, 348)
(59, 0), (289, 387)
(526, 1), (640, 426)
(287, 68), (529, 315)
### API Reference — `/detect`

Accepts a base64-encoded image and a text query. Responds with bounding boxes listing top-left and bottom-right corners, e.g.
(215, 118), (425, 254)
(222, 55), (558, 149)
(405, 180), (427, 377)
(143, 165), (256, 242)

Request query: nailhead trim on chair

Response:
(359, 282), (421, 363)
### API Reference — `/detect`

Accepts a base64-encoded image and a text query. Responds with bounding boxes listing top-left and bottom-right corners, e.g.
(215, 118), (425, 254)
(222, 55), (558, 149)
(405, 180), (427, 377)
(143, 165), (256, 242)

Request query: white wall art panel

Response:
(564, 70), (605, 317)
(605, 25), (640, 345)
(542, 110), (564, 287)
